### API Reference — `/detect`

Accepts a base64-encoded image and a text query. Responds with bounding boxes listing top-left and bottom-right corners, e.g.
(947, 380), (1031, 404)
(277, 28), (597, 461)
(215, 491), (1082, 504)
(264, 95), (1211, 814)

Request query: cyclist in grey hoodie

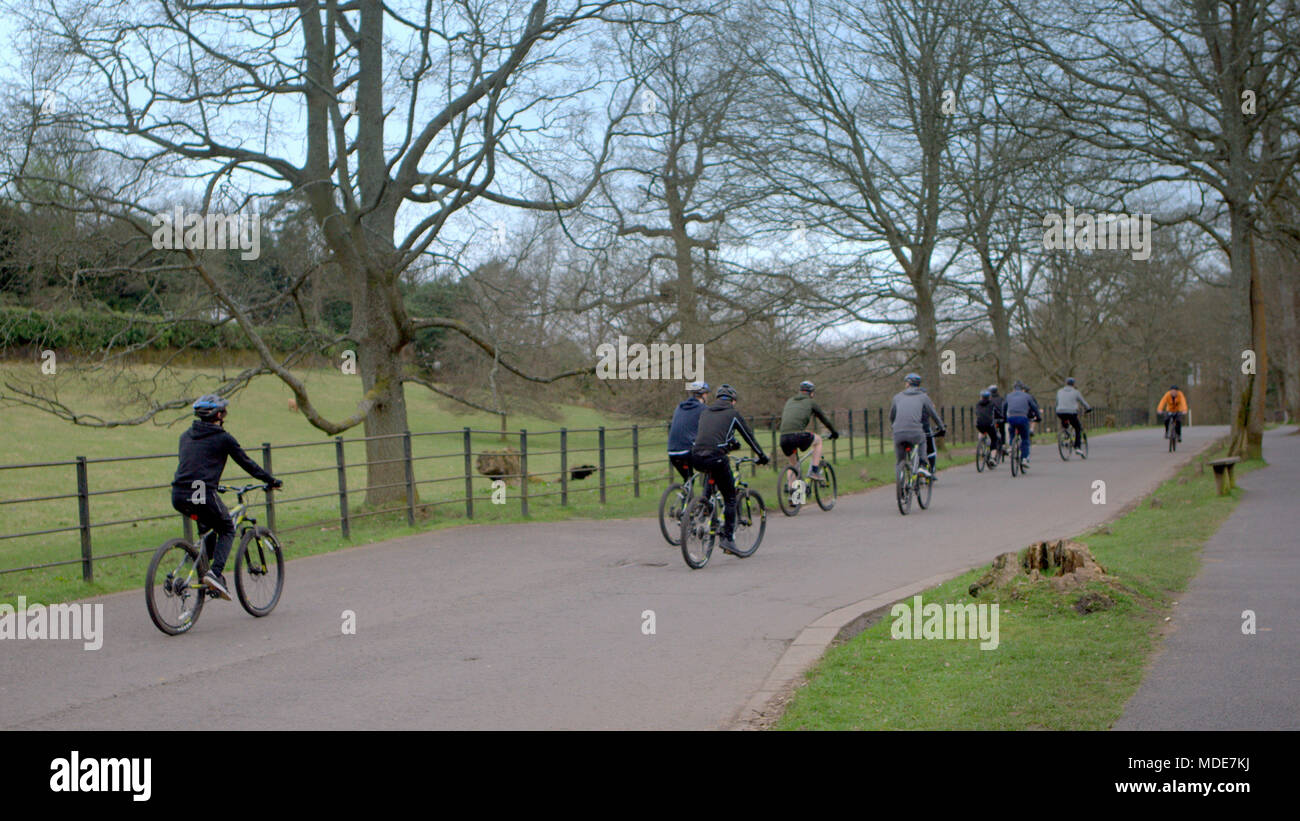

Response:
(1055, 377), (1090, 454)
(889, 373), (946, 478)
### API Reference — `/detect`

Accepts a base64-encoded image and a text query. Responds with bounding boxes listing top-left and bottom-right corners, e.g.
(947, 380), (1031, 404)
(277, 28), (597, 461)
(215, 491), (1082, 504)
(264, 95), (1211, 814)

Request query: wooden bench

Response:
(1207, 457), (1242, 495)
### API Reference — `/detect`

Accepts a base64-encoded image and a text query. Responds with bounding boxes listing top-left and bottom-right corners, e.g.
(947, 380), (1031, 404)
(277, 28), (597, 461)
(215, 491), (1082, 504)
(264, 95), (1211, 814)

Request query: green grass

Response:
(774, 443), (1262, 730)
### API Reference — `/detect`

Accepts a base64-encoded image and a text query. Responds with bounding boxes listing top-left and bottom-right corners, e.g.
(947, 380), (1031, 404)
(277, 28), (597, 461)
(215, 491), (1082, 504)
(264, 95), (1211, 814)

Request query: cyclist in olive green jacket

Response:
(778, 381), (839, 485)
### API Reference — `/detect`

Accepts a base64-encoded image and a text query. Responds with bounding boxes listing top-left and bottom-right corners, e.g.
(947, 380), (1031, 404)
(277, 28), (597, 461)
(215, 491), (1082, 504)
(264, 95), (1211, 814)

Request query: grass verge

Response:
(773, 441), (1262, 730)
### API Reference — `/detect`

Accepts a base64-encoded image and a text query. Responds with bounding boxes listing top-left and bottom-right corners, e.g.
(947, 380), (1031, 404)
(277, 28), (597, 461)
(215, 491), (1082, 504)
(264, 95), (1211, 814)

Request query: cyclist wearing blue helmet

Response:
(171, 394), (281, 600)
(890, 373), (945, 479)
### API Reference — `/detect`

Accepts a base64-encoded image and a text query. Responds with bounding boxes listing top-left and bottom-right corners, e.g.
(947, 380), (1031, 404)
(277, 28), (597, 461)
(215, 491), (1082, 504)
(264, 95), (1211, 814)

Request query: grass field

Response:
(773, 441), (1260, 730)
(2, 362), (992, 606)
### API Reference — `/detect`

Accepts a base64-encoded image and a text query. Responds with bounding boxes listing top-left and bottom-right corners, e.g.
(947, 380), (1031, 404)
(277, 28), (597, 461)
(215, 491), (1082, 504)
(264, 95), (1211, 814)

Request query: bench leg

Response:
(1213, 469), (1228, 496)
(1226, 465), (1235, 492)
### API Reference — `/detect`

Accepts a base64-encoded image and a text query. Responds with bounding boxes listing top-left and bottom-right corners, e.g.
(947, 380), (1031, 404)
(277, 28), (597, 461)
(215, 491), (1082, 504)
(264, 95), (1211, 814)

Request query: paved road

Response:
(1114, 426), (1300, 730)
(1, 426), (1226, 730)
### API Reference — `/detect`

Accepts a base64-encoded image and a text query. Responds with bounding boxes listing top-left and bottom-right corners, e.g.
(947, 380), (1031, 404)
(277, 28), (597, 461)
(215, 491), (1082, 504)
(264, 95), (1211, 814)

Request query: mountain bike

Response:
(975, 432), (1001, 472)
(145, 484), (284, 635)
(658, 471), (699, 546)
(776, 449), (837, 516)
(680, 456), (766, 569)
(895, 441), (932, 515)
(1165, 412), (1180, 452)
(1009, 429), (1024, 477)
(1057, 418), (1089, 460)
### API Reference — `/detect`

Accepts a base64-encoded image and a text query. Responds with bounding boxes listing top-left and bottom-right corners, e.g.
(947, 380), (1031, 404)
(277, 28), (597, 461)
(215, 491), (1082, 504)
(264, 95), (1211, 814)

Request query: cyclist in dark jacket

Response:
(975, 390), (1004, 458)
(691, 385), (769, 554)
(171, 394), (281, 600)
(1004, 381), (1041, 467)
(667, 381), (709, 480)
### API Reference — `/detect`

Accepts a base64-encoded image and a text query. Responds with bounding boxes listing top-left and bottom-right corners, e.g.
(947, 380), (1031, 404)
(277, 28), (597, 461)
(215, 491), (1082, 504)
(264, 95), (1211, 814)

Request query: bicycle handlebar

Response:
(215, 483), (275, 494)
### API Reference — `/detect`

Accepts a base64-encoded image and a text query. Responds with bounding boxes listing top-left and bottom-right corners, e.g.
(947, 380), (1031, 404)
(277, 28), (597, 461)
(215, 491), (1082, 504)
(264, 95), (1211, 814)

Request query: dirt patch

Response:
(970, 539), (1112, 597)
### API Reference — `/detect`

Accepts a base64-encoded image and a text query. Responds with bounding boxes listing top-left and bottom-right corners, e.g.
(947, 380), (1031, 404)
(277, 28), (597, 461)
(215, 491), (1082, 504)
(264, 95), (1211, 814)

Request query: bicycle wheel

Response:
(1010, 435), (1021, 477)
(234, 526), (284, 617)
(1168, 423), (1177, 452)
(730, 489), (767, 557)
(976, 437), (987, 472)
(658, 482), (687, 545)
(680, 497), (716, 569)
(145, 538), (206, 636)
(896, 461), (912, 515)
(777, 467), (803, 516)
(916, 472), (933, 509)
(813, 462), (837, 511)
(1079, 432), (1089, 459)
(1057, 430), (1071, 461)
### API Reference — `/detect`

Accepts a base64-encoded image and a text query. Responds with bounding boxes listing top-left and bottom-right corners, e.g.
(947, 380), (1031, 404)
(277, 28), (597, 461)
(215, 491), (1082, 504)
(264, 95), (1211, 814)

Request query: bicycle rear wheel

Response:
(145, 538), (206, 635)
(658, 482), (687, 545)
(1010, 435), (1021, 477)
(777, 467), (803, 516)
(976, 438), (987, 472)
(680, 497), (716, 569)
(813, 462), (837, 511)
(1079, 432), (1089, 459)
(235, 526), (284, 617)
(896, 461), (912, 515)
(730, 489), (767, 557)
(1057, 430), (1071, 461)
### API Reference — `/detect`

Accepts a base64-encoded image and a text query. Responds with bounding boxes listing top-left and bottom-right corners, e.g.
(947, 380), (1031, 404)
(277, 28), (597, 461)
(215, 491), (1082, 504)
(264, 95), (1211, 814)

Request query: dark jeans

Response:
(690, 449), (738, 538)
(668, 454), (693, 482)
(1057, 412), (1083, 448)
(172, 488), (235, 574)
(1162, 411), (1183, 440)
(1007, 416), (1032, 460)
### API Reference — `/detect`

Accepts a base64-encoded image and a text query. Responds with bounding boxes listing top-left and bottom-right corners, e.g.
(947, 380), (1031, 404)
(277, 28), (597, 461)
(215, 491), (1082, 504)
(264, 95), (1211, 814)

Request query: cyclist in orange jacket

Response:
(1156, 385), (1188, 443)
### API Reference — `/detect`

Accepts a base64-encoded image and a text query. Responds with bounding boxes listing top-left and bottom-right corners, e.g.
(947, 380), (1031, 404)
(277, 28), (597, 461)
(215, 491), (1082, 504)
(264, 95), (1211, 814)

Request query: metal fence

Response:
(0, 404), (1138, 578)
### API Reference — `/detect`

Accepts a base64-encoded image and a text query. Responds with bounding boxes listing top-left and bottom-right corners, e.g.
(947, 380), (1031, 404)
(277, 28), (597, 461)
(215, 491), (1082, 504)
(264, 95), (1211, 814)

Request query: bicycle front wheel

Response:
(658, 482), (686, 545)
(145, 538), (206, 636)
(896, 461), (912, 515)
(235, 527), (284, 617)
(680, 497), (715, 569)
(813, 462), (837, 511)
(730, 489), (767, 557)
(1079, 432), (1089, 459)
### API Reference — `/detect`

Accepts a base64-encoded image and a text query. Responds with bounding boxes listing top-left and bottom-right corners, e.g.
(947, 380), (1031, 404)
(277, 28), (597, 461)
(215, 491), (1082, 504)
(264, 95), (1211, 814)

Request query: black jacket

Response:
(172, 420), (274, 493)
(975, 397), (1004, 427)
(692, 400), (767, 460)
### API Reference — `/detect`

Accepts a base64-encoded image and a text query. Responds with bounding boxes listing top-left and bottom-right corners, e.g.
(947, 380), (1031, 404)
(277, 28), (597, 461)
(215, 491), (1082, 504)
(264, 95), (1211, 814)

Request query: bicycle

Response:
(776, 449), (837, 516)
(1164, 412), (1180, 452)
(145, 483), (284, 635)
(1008, 429), (1024, 477)
(1056, 419), (1089, 461)
(658, 471), (699, 546)
(975, 432), (1002, 472)
(894, 441), (933, 515)
(680, 456), (767, 569)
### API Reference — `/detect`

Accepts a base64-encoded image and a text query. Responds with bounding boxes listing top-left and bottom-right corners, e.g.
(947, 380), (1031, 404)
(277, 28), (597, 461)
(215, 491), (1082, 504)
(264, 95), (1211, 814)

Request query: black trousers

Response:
(668, 454), (693, 482)
(1057, 412), (1083, 447)
(172, 487), (236, 574)
(690, 449), (738, 538)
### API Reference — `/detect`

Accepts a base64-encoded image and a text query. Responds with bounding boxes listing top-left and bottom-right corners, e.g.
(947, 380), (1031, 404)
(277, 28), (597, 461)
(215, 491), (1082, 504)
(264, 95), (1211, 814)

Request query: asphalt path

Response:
(1, 425), (1227, 730)
(1114, 426), (1300, 730)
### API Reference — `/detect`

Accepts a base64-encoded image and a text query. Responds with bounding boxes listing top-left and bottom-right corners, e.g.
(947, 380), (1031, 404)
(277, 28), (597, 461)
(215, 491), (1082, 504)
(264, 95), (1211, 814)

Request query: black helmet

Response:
(1170, 385), (1179, 391)
(716, 384), (738, 401)
(799, 380), (815, 393)
(193, 394), (229, 419)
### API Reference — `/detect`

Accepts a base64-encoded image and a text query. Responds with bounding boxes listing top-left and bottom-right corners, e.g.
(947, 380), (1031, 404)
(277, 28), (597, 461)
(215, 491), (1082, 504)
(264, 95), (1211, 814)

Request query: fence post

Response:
(632, 425), (640, 497)
(848, 409), (854, 460)
(262, 442), (276, 533)
(75, 456), (92, 582)
(403, 431), (415, 526)
(560, 428), (569, 506)
(770, 426), (777, 472)
(334, 436), (350, 539)
(878, 407), (885, 452)
(182, 514), (193, 543)
(519, 429), (529, 517)
(463, 428), (474, 520)
(864, 409), (870, 455)
(748, 417), (757, 476)
(831, 410), (838, 462)
(598, 427), (607, 504)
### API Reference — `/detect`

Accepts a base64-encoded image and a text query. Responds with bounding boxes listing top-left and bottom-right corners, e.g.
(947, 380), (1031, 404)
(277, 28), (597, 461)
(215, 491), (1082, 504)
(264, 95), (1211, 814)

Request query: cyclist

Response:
(1157, 384), (1188, 443)
(691, 384), (770, 555)
(1004, 380), (1041, 468)
(778, 380), (839, 488)
(988, 384), (1007, 456)
(667, 381), (709, 482)
(890, 373), (945, 479)
(975, 389), (1003, 465)
(1055, 377), (1091, 456)
(171, 394), (281, 600)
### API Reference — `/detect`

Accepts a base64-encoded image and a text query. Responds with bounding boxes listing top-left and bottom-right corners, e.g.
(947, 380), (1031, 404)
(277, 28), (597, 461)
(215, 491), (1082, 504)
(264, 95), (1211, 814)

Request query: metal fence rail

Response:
(0, 404), (1141, 577)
